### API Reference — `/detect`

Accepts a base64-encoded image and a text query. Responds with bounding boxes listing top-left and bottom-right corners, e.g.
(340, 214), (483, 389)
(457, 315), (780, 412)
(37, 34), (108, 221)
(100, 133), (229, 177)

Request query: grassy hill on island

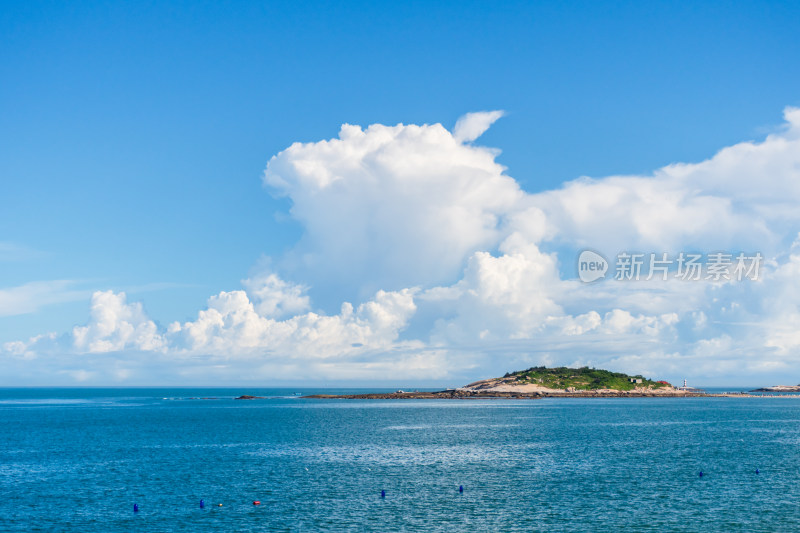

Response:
(501, 366), (670, 391)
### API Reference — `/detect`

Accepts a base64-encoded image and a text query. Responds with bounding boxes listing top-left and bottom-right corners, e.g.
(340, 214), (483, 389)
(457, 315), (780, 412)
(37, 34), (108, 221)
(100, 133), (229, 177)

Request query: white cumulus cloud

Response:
(166, 286), (417, 358)
(72, 291), (164, 353)
(263, 115), (523, 303)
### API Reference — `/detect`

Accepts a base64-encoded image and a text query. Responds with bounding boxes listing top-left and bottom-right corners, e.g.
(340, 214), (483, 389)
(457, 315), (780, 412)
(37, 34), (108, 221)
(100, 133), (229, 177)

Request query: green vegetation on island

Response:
(503, 366), (670, 391)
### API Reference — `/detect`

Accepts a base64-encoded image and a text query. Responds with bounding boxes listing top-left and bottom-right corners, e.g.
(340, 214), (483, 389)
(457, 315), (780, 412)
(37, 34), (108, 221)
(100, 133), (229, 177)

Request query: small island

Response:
(304, 366), (717, 399)
(469, 366), (673, 393)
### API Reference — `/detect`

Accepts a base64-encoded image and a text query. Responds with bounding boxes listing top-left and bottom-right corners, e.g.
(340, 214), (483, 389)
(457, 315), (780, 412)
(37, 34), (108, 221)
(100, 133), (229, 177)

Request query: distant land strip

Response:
(302, 390), (747, 400)
(301, 365), (800, 400)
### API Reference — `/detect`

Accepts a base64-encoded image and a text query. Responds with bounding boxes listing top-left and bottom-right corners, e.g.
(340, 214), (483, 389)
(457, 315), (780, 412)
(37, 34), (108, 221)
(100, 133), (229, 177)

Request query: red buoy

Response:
(253, 501), (261, 505)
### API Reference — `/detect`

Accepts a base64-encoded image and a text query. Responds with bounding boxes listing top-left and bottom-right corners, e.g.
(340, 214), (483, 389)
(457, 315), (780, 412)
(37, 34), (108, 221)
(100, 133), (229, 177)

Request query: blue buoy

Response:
(459, 485), (463, 493)
(756, 468), (760, 474)
(699, 471), (704, 478)
(133, 503), (139, 513)
(200, 499), (205, 508)
(380, 490), (386, 499)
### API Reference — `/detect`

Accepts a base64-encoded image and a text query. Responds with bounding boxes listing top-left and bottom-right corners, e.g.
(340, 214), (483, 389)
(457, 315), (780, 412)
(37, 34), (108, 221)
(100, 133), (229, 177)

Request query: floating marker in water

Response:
(459, 485), (463, 493)
(756, 468), (760, 474)
(699, 471), (704, 477)
(133, 503), (139, 513)
(200, 499), (205, 508)
(217, 503), (223, 507)
(253, 501), (261, 505)
(380, 490), (386, 499)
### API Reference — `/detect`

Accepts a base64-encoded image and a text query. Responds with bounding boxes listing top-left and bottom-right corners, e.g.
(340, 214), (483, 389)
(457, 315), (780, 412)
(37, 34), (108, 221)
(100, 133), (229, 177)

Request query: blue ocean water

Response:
(2, 388), (800, 532)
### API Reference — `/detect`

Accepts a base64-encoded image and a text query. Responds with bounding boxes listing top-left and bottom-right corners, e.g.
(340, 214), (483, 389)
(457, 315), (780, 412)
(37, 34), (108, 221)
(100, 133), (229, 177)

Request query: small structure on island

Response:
(677, 379), (705, 393)
(629, 378), (643, 384)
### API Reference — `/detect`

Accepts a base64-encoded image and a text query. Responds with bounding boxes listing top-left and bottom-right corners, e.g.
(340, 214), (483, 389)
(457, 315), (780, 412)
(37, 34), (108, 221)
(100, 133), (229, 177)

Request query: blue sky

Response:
(2, 1), (800, 385)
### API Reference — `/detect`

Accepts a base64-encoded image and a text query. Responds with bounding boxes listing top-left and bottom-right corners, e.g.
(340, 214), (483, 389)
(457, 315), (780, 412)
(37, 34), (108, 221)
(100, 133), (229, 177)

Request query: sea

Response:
(2, 387), (800, 532)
